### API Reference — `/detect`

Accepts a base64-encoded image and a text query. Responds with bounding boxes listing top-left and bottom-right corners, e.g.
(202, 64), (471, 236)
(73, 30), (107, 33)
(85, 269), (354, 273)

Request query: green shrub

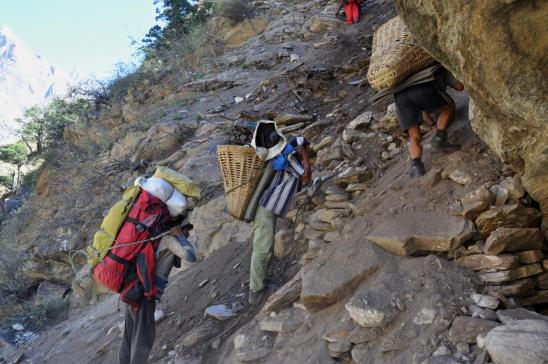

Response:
(219, 0), (254, 22)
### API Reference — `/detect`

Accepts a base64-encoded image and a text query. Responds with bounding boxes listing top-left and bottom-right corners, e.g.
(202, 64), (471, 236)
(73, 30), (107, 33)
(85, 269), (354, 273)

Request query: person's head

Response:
(251, 120), (287, 161)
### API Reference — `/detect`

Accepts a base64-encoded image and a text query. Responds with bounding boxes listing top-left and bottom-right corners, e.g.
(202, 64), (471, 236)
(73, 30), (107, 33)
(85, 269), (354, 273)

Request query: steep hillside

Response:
(0, 25), (74, 144)
(0, 0), (547, 363)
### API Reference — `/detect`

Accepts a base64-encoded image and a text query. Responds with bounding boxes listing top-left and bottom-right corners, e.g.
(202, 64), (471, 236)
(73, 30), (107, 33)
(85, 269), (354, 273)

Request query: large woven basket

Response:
(217, 145), (266, 220)
(367, 16), (435, 91)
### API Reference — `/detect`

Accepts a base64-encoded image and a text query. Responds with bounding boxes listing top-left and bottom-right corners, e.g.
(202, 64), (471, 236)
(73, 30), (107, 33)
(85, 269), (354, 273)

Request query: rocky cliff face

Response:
(0, 25), (75, 144)
(392, 0), (548, 212)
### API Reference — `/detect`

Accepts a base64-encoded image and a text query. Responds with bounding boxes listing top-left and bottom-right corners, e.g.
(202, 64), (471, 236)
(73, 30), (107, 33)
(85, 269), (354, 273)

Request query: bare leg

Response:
(422, 111), (437, 133)
(407, 125), (422, 160)
(436, 100), (455, 131)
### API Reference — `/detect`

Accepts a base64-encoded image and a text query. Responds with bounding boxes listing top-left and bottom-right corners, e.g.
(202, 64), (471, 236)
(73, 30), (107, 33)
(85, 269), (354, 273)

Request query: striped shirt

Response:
(259, 154), (304, 217)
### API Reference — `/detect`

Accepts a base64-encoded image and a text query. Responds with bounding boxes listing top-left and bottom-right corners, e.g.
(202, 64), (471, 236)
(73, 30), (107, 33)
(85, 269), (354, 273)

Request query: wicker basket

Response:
(367, 16), (435, 91)
(217, 145), (266, 220)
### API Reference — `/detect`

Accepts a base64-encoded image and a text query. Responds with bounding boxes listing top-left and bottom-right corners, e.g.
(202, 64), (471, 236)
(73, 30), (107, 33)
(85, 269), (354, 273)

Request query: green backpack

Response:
(86, 185), (141, 268)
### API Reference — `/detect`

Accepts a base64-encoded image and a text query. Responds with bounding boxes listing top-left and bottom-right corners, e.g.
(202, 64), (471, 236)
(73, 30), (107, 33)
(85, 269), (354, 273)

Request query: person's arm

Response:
(296, 145), (312, 185)
(335, 0), (345, 16)
(169, 226), (197, 263)
(444, 71), (464, 91)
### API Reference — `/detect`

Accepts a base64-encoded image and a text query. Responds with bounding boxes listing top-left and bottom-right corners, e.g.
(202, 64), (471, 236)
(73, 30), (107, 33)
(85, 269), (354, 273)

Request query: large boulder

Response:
(393, 1), (548, 212)
(485, 319), (548, 364)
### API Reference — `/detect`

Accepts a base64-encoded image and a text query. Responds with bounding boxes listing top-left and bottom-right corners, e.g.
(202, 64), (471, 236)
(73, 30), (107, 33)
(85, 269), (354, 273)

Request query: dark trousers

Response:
(119, 299), (156, 364)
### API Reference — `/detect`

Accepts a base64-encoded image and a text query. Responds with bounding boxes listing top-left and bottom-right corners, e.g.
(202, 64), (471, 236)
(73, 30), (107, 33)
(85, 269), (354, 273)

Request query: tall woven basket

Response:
(217, 145), (266, 220)
(367, 16), (435, 91)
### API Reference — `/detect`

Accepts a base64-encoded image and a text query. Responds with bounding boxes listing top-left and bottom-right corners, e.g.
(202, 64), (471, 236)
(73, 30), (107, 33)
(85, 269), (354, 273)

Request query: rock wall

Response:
(393, 0), (548, 211)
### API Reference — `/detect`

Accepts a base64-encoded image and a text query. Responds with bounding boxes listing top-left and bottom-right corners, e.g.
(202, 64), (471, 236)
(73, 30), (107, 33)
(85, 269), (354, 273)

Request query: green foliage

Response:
(0, 143), (28, 168)
(25, 299), (69, 330)
(0, 175), (13, 189)
(142, 0), (213, 52)
(18, 98), (91, 156)
(220, 0), (254, 22)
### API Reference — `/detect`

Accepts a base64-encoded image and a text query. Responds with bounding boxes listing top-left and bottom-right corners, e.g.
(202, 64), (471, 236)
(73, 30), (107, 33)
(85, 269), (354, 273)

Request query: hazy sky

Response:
(1, 0), (157, 80)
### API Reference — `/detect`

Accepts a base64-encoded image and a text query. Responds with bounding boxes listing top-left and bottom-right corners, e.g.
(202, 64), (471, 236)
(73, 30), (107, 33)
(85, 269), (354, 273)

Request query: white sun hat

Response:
(250, 120), (287, 161)
(135, 176), (188, 217)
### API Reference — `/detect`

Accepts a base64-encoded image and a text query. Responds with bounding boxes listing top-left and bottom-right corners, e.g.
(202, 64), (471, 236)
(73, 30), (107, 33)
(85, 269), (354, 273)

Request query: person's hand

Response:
(301, 170), (312, 185)
(170, 226), (189, 238)
(452, 80), (465, 92)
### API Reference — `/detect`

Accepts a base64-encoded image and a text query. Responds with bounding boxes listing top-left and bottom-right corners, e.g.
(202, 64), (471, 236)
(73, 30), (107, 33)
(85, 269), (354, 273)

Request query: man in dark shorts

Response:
(394, 67), (464, 177)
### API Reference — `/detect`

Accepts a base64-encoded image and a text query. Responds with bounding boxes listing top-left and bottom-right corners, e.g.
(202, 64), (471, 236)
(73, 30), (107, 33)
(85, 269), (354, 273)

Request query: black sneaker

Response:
(410, 160), (426, 178)
(248, 289), (265, 305)
(431, 133), (460, 153)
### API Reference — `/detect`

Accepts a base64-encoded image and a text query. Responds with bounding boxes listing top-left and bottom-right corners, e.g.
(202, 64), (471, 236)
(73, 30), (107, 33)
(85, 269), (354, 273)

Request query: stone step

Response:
(367, 212), (475, 256)
(479, 263), (543, 284)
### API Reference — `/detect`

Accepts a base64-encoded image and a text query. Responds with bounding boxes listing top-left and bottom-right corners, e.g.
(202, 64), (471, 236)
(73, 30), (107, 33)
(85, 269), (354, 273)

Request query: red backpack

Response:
(93, 189), (170, 296)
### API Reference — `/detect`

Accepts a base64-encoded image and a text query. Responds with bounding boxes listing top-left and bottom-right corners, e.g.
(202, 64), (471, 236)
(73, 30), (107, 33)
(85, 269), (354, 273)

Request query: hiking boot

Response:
(431, 133), (460, 153)
(248, 289), (265, 305)
(410, 160), (426, 178)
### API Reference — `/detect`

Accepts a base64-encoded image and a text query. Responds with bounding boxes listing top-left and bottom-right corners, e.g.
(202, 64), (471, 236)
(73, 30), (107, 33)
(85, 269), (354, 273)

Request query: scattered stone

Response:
(499, 175), (525, 200)
(496, 308), (548, 324)
(234, 333), (272, 363)
(199, 279), (210, 288)
(485, 278), (536, 297)
(475, 205), (542, 237)
(456, 342), (470, 355)
(323, 231), (340, 242)
(35, 282), (67, 303)
(413, 308), (437, 325)
(433, 345), (452, 357)
(180, 321), (220, 347)
(344, 112), (371, 130)
(342, 129), (368, 144)
(483, 227), (544, 254)
(312, 136), (333, 152)
(12, 323), (24, 331)
(154, 309), (166, 322)
(315, 209), (351, 225)
(301, 240), (379, 311)
(461, 200), (491, 220)
(519, 290), (548, 306)
(473, 349), (489, 364)
(348, 326), (382, 345)
(302, 120), (331, 140)
(303, 228), (325, 240)
(259, 309), (304, 333)
(536, 272), (548, 290)
(261, 274), (302, 314)
(316, 147), (344, 166)
(274, 113), (313, 126)
(543, 259), (548, 270)
(205, 305), (237, 321)
(335, 167), (372, 185)
(456, 254), (519, 271)
(234, 96), (244, 104)
(346, 301), (388, 328)
(274, 229), (293, 259)
(462, 186), (495, 205)
(471, 294), (499, 309)
(480, 263), (543, 284)
(328, 340), (352, 354)
(325, 193), (349, 203)
(280, 122), (305, 133)
(346, 183), (369, 192)
(485, 319), (548, 364)
(448, 317), (500, 343)
(367, 212), (475, 256)
(515, 250), (543, 264)
(468, 305), (498, 321)
(449, 169), (473, 185)
(477, 334), (487, 349)
(489, 185), (509, 206)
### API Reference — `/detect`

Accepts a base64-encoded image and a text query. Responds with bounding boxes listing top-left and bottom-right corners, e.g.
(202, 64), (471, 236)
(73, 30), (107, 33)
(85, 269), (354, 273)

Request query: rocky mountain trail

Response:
(1, 0), (547, 363)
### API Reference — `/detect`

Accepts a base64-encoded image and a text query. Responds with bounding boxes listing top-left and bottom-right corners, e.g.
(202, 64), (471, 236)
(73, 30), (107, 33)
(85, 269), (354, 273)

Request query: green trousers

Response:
(250, 207), (276, 292)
